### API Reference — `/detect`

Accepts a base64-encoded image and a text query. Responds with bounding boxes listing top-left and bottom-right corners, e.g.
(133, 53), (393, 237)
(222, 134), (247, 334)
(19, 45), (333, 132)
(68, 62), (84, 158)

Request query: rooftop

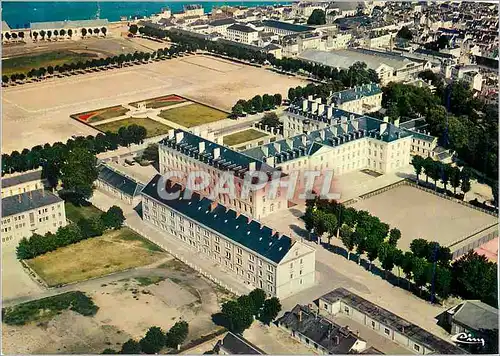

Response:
(30, 18), (109, 30)
(330, 83), (382, 105)
(262, 19), (314, 33)
(209, 18), (236, 27)
(451, 300), (498, 332)
(97, 164), (144, 198)
(319, 288), (466, 354)
(141, 175), (294, 264)
(2, 170), (43, 189)
(227, 23), (258, 33)
(2, 189), (63, 218)
(277, 304), (362, 354)
(214, 332), (265, 354)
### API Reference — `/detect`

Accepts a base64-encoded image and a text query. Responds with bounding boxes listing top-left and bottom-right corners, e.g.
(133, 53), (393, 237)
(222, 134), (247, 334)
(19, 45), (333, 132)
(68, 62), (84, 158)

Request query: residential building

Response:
(207, 18), (236, 35)
(95, 164), (144, 205)
(226, 23), (259, 44)
(329, 83), (383, 114)
(438, 300), (498, 354)
(1, 189), (66, 244)
(261, 20), (314, 37)
(317, 288), (465, 355)
(362, 32), (395, 49)
(277, 304), (367, 354)
(212, 332), (265, 354)
(158, 130), (288, 220)
(30, 19), (109, 41)
(325, 33), (352, 50)
(141, 175), (316, 298)
(1, 170), (45, 198)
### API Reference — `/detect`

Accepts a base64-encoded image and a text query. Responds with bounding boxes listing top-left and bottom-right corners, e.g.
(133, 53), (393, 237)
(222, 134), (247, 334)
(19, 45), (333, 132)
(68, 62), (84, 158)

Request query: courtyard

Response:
(2, 54), (307, 153)
(94, 117), (173, 138)
(223, 129), (268, 147)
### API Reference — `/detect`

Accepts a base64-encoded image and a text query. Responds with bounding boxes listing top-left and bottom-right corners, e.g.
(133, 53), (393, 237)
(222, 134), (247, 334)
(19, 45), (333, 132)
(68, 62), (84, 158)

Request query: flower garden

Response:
(70, 105), (130, 124)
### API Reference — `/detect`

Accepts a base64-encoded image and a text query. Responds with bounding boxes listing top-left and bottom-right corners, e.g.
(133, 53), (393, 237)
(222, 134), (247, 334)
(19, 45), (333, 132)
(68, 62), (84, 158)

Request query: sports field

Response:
(351, 184), (497, 251)
(2, 55), (308, 153)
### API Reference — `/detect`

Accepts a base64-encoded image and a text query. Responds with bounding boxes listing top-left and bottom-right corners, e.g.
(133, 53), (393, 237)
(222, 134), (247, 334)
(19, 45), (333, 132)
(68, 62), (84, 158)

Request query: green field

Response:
(95, 117), (173, 138)
(223, 129), (268, 146)
(129, 94), (187, 109)
(158, 103), (227, 128)
(65, 202), (103, 223)
(2, 50), (98, 76)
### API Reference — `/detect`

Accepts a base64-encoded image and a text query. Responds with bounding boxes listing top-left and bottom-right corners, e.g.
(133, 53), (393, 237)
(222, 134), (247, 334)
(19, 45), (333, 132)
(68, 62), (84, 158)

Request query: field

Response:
(95, 117), (173, 137)
(350, 184), (498, 251)
(158, 102), (227, 128)
(223, 129), (268, 146)
(129, 94), (186, 109)
(26, 228), (166, 286)
(65, 201), (103, 222)
(2, 54), (308, 153)
(70, 105), (129, 123)
(2, 50), (98, 76)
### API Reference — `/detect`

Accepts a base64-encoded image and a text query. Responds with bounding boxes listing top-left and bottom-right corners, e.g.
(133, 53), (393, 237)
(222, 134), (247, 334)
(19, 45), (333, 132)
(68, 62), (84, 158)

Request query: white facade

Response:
(29, 19), (109, 41)
(226, 24), (259, 44)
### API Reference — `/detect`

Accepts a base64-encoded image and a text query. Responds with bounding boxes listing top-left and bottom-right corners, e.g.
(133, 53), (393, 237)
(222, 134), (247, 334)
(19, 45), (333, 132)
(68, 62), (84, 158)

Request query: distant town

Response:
(1, 1), (498, 355)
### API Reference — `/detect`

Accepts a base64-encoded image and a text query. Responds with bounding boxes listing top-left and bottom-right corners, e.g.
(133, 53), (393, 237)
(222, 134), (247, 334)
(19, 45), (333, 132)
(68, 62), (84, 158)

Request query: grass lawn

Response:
(129, 94), (187, 109)
(223, 129), (268, 146)
(65, 202), (103, 223)
(2, 50), (98, 76)
(95, 117), (172, 138)
(158, 103), (227, 128)
(26, 228), (166, 286)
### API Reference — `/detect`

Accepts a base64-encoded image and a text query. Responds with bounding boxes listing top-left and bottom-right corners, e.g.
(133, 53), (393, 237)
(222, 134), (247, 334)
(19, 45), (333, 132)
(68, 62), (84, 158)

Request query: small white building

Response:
(95, 164), (144, 205)
(226, 23), (259, 44)
(1, 170), (45, 198)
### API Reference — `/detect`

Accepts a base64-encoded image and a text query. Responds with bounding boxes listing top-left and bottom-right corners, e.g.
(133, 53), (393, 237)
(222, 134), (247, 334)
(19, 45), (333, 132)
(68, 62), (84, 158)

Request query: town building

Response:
(158, 130), (289, 220)
(292, 1), (329, 18)
(212, 332), (265, 354)
(317, 288), (465, 355)
(140, 175), (316, 298)
(1, 170), (45, 198)
(261, 19), (314, 37)
(329, 83), (383, 114)
(1, 189), (67, 244)
(437, 300), (498, 354)
(207, 18), (236, 35)
(226, 23), (259, 44)
(277, 304), (367, 354)
(29, 19), (109, 41)
(95, 164), (144, 205)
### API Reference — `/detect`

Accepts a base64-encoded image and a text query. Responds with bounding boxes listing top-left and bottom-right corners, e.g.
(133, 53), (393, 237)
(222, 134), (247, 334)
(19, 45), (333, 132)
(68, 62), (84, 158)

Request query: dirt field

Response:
(2, 261), (233, 354)
(351, 185), (498, 250)
(2, 54), (307, 153)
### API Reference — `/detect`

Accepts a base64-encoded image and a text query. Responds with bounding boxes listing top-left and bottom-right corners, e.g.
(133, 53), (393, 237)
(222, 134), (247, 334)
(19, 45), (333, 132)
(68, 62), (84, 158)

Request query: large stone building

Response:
(226, 23), (259, 44)
(1, 189), (66, 244)
(141, 175), (316, 298)
(329, 83), (383, 114)
(1, 170), (45, 198)
(158, 130), (289, 220)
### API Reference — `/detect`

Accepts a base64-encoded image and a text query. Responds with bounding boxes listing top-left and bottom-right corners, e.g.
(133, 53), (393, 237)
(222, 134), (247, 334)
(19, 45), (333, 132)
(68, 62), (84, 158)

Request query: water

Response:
(3, 1), (291, 29)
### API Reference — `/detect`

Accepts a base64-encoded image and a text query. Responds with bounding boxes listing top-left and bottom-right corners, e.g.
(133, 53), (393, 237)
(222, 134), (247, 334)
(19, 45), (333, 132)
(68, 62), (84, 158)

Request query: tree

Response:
(401, 251), (414, 289)
(219, 300), (253, 334)
(412, 257), (431, 295)
(140, 326), (165, 354)
(388, 228), (401, 246)
(101, 27), (107, 36)
(129, 24), (138, 35)
(273, 93), (282, 106)
(101, 206), (125, 230)
(461, 175), (471, 201)
(450, 167), (461, 195)
(411, 155), (425, 184)
(258, 297), (282, 325)
(339, 225), (355, 260)
(40, 30), (46, 39)
(261, 112), (280, 128)
(68, 29), (73, 37)
(231, 102), (244, 117)
(307, 9), (326, 25)
(251, 95), (263, 112)
(60, 143), (98, 203)
(4, 32), (11, 40)
(81, 28), (87, 37)
(365, 235), (381, 270)
(93, 28), (100, 35)
(288, 87), (296, 101)
(435, 266), (452, 299)
(378, 242), (397, 279)
(437, 35), (449, 49)
(410, 238), (429, 258)
(120, 339), (141, 354)
(2, 75), (9, 84)
(11, 32), (17, 40)
(101, 348), (117, 354)
(164, 321), (189, 349)
(396, 26), (413, 40)
(141, 143), (159, 163)
(47, 30), (52, 39)
(248, 288), (266, 315)
(32, 31), (38, 40)
(60, 29), (66, 37)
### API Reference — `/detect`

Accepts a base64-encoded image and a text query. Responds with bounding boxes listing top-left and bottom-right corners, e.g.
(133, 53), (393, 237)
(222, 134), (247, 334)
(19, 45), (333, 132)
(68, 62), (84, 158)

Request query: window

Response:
(384, 328), (390, 335)
(371, 321), (375, 328)
(249, 264), (255, 271)
(225, 241), (231, 249)
(226, 251), (231, 259)
(237, 247), (242, 255)
(413, 344), (420, 352)
(249, 255), (255, 261)
(344, 306), (350, 314)
(215, 245), (220, 253)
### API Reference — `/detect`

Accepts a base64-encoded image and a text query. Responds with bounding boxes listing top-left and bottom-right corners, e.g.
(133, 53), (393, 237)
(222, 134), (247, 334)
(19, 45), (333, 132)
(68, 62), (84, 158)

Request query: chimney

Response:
(394, 118), (400, 127)
(383, 116), (389, 123)
(262, 146), (269, 156)
(42, 185), (45, 197)
(380, 123), (388, 134)
(199, 141), (205, 153)
(318, 104), (325, 115)
(18, 194), (22, 203)
(213, 147), (221, 159)
(249, 162), (256, 171)
(352, 120), (359, 131)
(311, 102), (318, 113)
(28, 191), (32, 200)
(298, 309), (303, 322)
(267, 156), (275, 166)
(341, 122), (348, 134)
(301, 135), (307, 146)
(273, 142), (281, 153)
(308, 95), (313, 101)
(175, 131), (184, 143)
(210, 200), (218, 211)
(302, 99), (308, 111)
(326, 106), (333, 119)
(319, 129), (326, 141)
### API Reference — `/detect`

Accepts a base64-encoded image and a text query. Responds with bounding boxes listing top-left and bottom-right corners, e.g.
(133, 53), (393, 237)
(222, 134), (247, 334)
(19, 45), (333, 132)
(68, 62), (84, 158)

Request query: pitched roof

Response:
(262, 20), (313, 33)
(209, 18), (236, 27)
(452, 301), (498, 332)
(2, 190), (63, 217)
(97, 164), (144, 198)
(141, 175), (293, 264)
(214, 332), (265, 354)
(319, 288), (466, 354)
(2, 170), (43, 188)
(277, 304), (361, 354)
(330, 84), (382, 105)
(30, 19), (108, 30)
(227, 23), (258, 33)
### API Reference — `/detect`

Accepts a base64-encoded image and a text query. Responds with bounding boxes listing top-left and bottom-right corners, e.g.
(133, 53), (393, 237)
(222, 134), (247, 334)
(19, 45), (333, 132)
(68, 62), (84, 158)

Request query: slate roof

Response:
(214, 332), (265, 354)
(277, 304), (361, 354)
(160, 130), (279, 177)
(97, 164), (144, 198)
(209, 18), (236, 27)
(319, 288), (466, 354)
(31, 19), (108, 30)
(2, 189), (63, 217)
(227, 24), (258, 33)
(262, 20), (313, 33)
(331, 84), (382, 105)
(2, 170), (43, 188)
(452, 301), (499, 332)
(141, 175), (293, 264)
